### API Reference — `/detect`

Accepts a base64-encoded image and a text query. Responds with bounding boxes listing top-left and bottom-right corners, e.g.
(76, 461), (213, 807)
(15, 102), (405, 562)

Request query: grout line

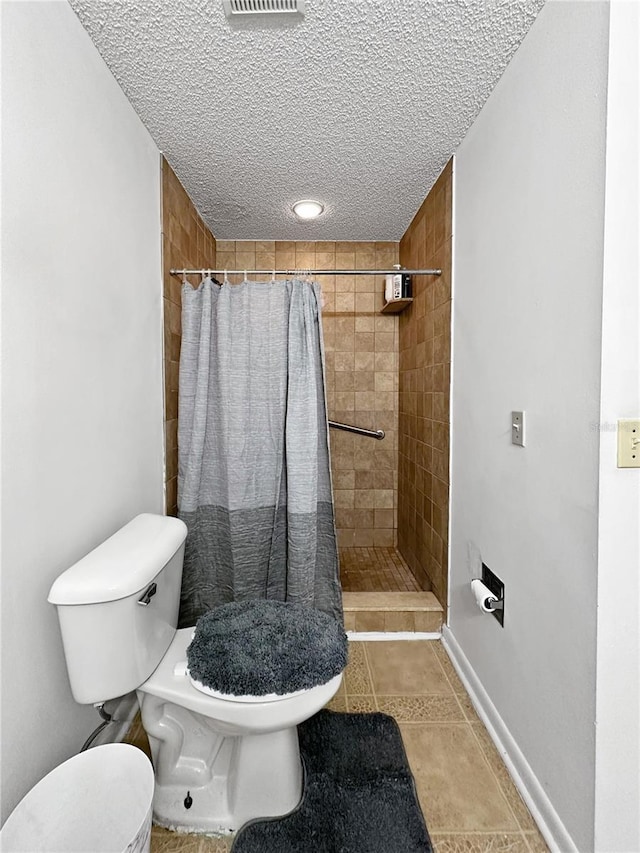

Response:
(397, 720), (470, 726)
(360, 642), (379, 711)
(429, 830), (533, 837)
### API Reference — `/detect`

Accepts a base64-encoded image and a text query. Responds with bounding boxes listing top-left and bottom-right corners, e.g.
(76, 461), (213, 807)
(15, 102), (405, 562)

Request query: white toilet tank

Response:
(49, 514), (188, 705)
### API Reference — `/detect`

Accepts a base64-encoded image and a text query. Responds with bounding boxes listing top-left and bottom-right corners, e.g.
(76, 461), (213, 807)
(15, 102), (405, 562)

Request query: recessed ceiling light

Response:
(292, 199), (324, 220)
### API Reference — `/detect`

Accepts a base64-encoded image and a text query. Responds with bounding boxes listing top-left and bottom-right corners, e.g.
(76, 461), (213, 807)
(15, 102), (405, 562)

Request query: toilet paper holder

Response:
(471, 579), (504, 612)
(472, 565), (505, 626)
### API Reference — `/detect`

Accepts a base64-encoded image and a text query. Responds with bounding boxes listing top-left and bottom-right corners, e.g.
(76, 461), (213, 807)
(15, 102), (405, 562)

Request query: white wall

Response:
(594, 2), (640, 850)
(0, 1), (164, 822)
(449, 1), (609, 850)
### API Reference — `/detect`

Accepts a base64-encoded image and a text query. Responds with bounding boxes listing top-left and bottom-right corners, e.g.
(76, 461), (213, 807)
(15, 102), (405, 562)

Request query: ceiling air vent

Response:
(222, 0), (305, 16)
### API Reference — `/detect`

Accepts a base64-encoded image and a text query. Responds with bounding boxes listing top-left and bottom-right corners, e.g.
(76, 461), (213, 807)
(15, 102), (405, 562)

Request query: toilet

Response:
(48, 513), (343, 835)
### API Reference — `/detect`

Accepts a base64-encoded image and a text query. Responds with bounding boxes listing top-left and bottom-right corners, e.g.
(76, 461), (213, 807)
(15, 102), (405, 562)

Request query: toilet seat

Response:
(138, 627), (342, 734)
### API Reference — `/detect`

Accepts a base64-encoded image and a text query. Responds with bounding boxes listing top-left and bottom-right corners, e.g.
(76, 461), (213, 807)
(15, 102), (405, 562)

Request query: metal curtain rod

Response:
(170, 268), (441, 277)
(329, 420), (385, 440)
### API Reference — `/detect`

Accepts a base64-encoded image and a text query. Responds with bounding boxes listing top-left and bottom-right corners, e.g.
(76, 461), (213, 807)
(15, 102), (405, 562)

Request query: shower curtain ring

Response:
(224, 269), (228, 283)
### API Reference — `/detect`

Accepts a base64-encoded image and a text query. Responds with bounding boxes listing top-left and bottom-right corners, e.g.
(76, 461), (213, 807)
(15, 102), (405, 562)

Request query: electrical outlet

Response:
(482, 563), (505, 627)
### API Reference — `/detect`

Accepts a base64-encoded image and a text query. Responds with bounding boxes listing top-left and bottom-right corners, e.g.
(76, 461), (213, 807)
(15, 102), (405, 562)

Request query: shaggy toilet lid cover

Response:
(186, 600), (348, 697)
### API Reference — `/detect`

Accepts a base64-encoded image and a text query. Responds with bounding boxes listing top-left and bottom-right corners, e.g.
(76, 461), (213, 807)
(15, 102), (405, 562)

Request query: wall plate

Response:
(511, 411), (525, 447)
(617, 419), (640, 468)
(482, 563), (505, 627)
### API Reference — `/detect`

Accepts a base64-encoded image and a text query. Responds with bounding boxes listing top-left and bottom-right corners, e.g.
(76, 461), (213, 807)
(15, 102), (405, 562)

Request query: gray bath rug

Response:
(231, 710), (433, 853)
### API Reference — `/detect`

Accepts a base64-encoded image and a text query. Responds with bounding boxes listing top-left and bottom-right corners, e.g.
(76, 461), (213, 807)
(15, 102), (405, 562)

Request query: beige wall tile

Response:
(163, 219), (405, 557)
(354, 351), (375, 371)
(336, 274), (355, 292)
(295, 252), (315, 271)
(162, 159), (216, 514)
(333, 489), (355, 508)
(354, 611), (385, 631)
(373, 528), (395, 546)
(398, 159), (452, 605)
(335, 292), (355, 312)
(255, 251), (276, 270)
(215, 251), (235, 270)
(414, 611), (444, 632)
(353, 528), (375, 546)
(355, 332), (375, 351)
(275, 250), (296, 268)
(383, 611), (414, 631)
(355, 292), (375, 312)
(337, 528), (355, 548)
(254, 241), (275, 253)
(315, 252), (335, 270)
(343, 611), (357, 631)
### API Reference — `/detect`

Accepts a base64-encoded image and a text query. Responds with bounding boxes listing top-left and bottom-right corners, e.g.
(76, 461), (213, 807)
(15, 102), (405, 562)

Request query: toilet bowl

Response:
(137, 627), (342, 832)
(48, 514), (344, 835)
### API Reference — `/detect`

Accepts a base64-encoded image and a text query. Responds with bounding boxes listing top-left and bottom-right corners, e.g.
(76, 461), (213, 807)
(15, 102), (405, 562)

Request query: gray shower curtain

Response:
(177, 278), (342, 628)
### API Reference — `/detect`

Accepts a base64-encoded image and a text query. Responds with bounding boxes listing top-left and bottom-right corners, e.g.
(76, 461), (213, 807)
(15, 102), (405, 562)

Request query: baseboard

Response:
(347, 631), (441, 641)
(441, 626), (578, 853)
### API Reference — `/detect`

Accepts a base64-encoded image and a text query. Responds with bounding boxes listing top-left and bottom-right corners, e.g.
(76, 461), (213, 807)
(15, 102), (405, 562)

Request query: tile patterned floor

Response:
(126, 640), (549, 853)
(339, 546), (421, 592)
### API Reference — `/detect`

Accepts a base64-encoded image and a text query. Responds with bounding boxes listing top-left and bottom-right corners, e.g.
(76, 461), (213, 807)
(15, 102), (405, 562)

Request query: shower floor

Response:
(339, 547), (420, 593)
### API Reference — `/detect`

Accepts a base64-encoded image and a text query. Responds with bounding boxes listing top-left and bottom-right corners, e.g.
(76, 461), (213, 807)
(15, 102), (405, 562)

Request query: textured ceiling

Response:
(69, 0), (545, 240)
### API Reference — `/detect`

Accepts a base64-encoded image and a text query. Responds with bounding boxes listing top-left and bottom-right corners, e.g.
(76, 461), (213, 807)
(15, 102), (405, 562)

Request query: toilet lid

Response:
(187, 671), (307, 703)
(186, 600), (347, 698)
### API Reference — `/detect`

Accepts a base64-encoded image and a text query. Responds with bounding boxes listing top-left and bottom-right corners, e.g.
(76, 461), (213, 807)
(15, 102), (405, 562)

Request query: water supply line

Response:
(80, 703), (114, 752)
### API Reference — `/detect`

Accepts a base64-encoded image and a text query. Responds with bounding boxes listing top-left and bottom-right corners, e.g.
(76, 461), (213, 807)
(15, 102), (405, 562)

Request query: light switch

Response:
(617, 419), (640, 468)
(511, 411), (525, 447)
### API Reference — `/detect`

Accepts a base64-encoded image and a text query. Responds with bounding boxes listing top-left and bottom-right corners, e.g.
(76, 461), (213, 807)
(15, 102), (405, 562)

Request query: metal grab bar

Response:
(328, 420), (385, 440)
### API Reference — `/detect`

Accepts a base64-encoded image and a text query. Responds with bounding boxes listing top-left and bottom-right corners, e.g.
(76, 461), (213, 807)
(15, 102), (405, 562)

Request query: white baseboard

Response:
(442, 625), (577, 853)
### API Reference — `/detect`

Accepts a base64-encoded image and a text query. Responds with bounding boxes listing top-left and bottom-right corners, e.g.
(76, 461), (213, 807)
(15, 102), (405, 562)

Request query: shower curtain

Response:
(177, 278), (342, 628)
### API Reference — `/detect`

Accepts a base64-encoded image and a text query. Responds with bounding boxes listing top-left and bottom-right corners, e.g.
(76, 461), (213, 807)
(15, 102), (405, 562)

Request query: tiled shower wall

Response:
(397, 160), (453, 603)
(214, 240), (400, 547)
(162, 158), (216, 516)
(160, 168), (453, 596)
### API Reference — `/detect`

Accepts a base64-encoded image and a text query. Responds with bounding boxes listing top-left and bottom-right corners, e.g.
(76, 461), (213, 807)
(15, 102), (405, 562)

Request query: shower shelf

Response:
(381, 298), (413, 314)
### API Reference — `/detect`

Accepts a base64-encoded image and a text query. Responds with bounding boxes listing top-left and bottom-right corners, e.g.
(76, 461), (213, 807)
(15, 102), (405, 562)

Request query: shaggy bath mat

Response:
(232, 710), (433, 853)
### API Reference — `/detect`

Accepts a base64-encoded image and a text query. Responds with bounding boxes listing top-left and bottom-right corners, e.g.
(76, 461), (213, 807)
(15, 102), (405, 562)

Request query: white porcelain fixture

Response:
(49, 514), (343, 835)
